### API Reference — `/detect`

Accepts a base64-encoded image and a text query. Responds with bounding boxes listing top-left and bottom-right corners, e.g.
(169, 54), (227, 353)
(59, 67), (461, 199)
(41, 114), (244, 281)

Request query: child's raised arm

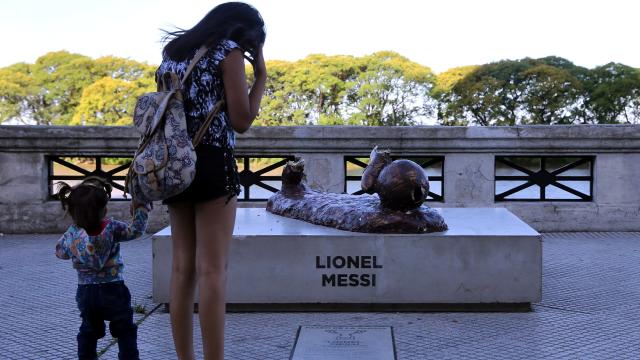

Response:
(112, 206), (150, 242)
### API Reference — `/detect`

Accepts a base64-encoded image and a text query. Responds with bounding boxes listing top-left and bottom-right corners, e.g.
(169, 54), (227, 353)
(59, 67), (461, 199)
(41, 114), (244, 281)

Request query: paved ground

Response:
(1, 232), (639, 359)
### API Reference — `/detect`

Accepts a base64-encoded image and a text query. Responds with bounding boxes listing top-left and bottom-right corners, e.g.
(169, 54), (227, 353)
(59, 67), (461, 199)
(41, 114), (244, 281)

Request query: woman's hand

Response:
(252, 45), (266, 81)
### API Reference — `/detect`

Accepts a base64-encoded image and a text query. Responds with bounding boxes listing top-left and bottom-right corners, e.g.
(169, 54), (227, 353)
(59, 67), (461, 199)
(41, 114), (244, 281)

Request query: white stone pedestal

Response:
(153, 208), (541, 311)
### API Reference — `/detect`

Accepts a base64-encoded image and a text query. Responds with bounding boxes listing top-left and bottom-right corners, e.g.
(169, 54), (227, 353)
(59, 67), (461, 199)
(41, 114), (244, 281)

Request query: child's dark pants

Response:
(76, 281), (139, 360)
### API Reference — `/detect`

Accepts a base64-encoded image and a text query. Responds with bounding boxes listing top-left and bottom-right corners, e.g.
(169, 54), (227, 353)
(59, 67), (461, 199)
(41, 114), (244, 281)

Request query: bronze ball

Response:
(376, 160), (429, 211)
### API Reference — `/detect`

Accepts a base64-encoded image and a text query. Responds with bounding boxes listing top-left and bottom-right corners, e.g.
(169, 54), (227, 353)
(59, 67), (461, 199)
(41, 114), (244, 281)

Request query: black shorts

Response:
(163, 145), (240, 205)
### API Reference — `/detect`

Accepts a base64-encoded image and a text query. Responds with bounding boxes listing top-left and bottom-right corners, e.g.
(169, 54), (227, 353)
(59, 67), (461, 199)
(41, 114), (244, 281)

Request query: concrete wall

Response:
(1, 125), (639, 233)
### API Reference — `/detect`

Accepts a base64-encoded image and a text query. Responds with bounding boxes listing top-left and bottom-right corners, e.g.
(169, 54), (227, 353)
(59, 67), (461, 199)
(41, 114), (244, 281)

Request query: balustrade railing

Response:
(1, 125), (639, 232)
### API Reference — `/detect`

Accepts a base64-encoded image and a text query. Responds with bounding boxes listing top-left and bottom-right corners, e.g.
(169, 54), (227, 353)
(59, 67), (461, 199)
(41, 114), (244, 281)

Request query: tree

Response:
(256, 52), (435, 126)
(0, 51), (157, 125)
(347, 51), (435, 126)
(0, 63), (42, 124)
(71, 76), (154, 126)
(519, 64), (582, 124)
(93, 56), (156, 82)
(4, 49), (639, 127)
(437, 58), (589, 126)
(70, 57), (156, 126)
(432, 65), (480, 125)
(255, 56), (359, 126)
(580, 63), (640, 124)
(444, 66), (510, 126)
(296, 54), (359, 124)
(33, 51), (100, 124)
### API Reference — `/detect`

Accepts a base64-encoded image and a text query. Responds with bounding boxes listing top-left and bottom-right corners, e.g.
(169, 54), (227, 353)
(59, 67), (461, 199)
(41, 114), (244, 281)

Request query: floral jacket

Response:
(55, 208), (148, 285)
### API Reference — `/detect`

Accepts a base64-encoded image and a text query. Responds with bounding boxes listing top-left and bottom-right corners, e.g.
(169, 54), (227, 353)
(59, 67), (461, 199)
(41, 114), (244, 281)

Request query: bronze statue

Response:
(266, 147), (448, 233)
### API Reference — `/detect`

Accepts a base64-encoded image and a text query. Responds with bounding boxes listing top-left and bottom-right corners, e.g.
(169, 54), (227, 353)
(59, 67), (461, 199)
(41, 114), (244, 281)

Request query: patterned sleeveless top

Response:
(156, 39), (239, 148)
(156, 39), (241, 198)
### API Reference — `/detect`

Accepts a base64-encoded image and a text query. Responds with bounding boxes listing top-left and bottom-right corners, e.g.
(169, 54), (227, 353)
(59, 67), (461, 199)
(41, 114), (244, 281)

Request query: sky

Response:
(1, 0), (639, 73)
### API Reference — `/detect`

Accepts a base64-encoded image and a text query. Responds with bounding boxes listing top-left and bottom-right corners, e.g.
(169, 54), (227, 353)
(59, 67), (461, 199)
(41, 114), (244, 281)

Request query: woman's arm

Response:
(221, 46), (266, 133)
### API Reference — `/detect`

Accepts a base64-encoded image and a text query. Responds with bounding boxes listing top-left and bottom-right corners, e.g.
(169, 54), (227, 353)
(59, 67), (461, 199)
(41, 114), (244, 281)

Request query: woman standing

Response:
(158, 3), (266, 359)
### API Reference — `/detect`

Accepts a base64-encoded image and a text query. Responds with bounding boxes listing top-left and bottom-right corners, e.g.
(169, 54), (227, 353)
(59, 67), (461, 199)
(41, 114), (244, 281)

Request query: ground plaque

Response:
(290, 326), (396, 360)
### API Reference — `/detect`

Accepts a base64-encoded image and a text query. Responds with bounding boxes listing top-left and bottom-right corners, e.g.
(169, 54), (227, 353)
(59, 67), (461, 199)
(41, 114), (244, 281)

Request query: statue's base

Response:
(152, 208), (541, 311)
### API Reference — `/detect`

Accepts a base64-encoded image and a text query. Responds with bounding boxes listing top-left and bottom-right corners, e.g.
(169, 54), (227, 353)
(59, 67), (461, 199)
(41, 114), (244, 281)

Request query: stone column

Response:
(593, 153), (640, 230)
(443, 153), (495, 207)
(293, 153), (345, 193)
(0, 152), (55, 233)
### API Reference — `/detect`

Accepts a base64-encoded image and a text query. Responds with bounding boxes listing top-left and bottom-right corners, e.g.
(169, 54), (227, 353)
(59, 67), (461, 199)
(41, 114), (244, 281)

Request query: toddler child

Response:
(55, 177), (150, 360)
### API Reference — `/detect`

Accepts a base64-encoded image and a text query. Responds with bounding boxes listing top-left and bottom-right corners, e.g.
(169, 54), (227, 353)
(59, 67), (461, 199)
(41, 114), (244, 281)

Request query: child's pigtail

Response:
(55, 182), (72, 211)
(102, 182), (113, 200)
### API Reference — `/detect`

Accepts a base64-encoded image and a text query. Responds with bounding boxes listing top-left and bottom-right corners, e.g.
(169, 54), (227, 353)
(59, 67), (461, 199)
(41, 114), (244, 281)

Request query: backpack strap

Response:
(146, 90), (178, 138)
(181, 46), (210, 86)
(180, 46), (227, 146)
(192, 99), (226, 147)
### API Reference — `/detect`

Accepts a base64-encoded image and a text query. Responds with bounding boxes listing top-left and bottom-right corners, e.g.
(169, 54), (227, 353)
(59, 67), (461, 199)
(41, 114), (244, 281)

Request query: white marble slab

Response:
(153, 207), (541, 307)
(154, 207), (539, 237)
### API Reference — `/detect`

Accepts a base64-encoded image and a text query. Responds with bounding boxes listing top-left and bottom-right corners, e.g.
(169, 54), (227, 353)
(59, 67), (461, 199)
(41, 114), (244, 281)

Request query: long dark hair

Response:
(56, 177), (112, 232)
(162, 2), (266, 62)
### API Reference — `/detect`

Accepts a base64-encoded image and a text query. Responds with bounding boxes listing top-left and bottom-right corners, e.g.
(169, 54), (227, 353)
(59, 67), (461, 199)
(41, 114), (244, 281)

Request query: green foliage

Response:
(444, 59), (534, 126)
(0, 51), (156, 126)
(434, 57), (640, 125)
(133, 303), (147, 315)
(432, 65), (480, 97)
(0, 64), (37, 124)
(255, 52), (436, 126)
(71, 76), (154, 126)
(519, 64), (582, 124)
(34, 51), (99, 124)
(253, 59), (314, 126)
(579, 63), (640, 124)
(348, 51), (435, 126)
(1, 50), (639, 127)
(432, 66), (479, 126)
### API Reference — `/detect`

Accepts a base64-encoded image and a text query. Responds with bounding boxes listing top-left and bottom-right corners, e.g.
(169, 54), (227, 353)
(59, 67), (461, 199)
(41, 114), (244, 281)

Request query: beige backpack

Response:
(125, 47), (224, 202)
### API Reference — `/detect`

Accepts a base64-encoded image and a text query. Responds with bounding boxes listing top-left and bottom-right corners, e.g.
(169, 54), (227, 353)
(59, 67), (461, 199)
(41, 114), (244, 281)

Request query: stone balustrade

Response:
(1, 125), (639, 233)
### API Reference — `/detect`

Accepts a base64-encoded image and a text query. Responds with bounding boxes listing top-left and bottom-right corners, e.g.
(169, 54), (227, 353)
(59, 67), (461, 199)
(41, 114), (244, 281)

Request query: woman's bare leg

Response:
(195, 196), (237, 360)
(169, 202), (197, 360)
